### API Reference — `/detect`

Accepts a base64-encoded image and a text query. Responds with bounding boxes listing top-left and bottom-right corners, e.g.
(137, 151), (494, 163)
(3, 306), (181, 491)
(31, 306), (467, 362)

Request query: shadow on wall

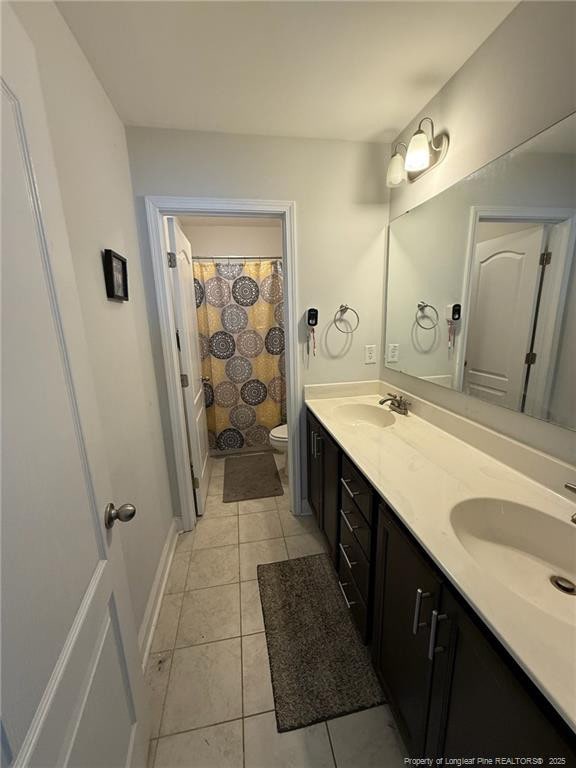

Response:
(355, 141), (391, 206)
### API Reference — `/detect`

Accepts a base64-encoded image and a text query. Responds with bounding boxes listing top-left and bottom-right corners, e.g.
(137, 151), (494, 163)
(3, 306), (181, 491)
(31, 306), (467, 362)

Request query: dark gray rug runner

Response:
(257, 553), (384, 732)
(223, 452), (284, 502)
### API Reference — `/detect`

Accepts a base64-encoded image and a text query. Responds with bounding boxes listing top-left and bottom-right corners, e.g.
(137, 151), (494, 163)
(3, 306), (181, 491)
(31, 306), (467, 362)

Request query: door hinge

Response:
(180, 373), (189, 388)
(525, 351), (537, 365)
(167, 251), (177, 268)
(540, 251), (551, 266)
(192, 475), (200, 490)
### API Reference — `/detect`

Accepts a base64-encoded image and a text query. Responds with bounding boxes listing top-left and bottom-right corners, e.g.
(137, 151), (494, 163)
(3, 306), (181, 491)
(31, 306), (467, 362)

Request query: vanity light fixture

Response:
(385, 142), (407, 188)
(405, 117), (449, 174)
(386, 117), (449, 187)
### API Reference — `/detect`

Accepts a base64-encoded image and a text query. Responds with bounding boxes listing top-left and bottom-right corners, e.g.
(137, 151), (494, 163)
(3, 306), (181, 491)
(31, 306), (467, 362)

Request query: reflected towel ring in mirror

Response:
(415, 301), (439, 330)
(334, 304), (360, 334)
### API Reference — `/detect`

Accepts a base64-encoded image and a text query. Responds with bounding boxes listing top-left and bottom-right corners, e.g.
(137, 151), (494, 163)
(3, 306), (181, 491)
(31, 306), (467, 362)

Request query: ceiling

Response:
(58, 1), (515, 143)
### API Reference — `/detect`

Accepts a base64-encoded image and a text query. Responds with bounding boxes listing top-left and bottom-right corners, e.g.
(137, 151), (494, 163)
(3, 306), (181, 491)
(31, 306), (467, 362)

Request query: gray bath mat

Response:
(223, 452), (284, 502)
(257, 554), (384, 732)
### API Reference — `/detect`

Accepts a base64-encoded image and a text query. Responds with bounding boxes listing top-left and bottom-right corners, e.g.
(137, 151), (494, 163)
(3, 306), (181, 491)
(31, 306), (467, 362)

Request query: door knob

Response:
(105, 502), (136, 529)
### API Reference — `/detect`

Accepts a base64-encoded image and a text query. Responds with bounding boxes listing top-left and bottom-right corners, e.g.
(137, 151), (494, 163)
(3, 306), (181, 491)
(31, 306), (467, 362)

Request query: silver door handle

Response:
(428, 609), (448, 660)
(105, 502), (136, 529)
(311, 430), (317, 459)
(412, 587), (431, 635)
(339, 542), (357, 569)
(338, 581), (356, 608)
(341, 478), (359, 498)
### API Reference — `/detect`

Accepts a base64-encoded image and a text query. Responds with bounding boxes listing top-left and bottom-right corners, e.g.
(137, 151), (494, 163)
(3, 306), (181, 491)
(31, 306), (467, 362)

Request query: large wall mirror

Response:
(385, 111), (576, 431)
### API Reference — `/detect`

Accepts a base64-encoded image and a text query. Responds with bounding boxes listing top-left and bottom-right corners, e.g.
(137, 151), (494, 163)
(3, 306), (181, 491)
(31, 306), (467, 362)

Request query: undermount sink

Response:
(451, 498), (576, 623)
(333, 403), (395, 428)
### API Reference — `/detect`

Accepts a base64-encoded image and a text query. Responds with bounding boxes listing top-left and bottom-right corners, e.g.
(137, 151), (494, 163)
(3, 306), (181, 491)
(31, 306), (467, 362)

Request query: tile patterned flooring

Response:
(146, 456), (405, 767)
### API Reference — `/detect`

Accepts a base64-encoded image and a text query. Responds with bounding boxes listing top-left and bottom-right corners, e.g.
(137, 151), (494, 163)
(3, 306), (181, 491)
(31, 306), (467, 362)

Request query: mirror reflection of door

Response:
(464, 219), (574, 421)
(464, 226), (545, 409)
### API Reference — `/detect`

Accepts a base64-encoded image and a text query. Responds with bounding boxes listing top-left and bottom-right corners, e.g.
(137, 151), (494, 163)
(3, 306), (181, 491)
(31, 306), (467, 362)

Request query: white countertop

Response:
(306, 393), (576, 732)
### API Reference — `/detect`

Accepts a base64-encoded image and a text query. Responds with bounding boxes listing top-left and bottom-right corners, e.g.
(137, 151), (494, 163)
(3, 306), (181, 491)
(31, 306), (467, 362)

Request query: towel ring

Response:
(334, 304), (360, 334)
(415, 301), (439, 330)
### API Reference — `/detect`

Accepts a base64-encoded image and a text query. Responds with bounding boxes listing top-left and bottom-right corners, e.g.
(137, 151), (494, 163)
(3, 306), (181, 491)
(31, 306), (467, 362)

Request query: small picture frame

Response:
(102, 249), (129, 301)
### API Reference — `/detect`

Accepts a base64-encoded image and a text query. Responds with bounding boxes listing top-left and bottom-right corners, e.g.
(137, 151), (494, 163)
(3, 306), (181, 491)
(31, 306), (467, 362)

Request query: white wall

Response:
(383, 1), (576, 464)
(127, 129), (389, 392)
(180, 219), (283, 259)
(13, 2), (175, 630)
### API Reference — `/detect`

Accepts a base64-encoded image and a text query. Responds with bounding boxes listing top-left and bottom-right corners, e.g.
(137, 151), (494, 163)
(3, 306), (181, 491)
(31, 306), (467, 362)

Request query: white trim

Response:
(138, 519), (179, 668)
(145, 197), (302, 525)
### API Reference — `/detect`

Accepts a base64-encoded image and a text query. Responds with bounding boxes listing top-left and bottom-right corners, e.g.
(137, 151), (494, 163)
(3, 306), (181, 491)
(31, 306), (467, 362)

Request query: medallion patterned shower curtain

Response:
(193, 259), (286, 452)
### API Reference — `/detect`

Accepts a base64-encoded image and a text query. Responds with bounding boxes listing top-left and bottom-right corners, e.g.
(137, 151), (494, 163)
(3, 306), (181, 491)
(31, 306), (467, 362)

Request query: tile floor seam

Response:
(156, 538), (194, 739)
(180, 576), (241, 595)
(155, 715), (245, 743)
(238, 509), (247, 768)
(324, 720), (339, 768)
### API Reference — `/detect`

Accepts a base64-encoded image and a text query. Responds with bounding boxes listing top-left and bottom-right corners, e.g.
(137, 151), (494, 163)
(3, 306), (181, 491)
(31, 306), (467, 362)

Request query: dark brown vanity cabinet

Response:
(306, 411), (339, 563)
(372, 504), (444, 756)
(372, 504), (576, 761)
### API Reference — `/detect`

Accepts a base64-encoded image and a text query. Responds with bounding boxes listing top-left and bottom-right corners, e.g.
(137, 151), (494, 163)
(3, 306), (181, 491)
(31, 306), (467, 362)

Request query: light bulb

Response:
(405, 130), (431, 172)
(386, 152), (406, 188)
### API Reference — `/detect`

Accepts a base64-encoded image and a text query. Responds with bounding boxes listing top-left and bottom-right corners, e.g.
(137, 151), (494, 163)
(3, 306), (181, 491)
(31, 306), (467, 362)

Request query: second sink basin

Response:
(333, 403), (395, 429)
(451, 498), (576, 623)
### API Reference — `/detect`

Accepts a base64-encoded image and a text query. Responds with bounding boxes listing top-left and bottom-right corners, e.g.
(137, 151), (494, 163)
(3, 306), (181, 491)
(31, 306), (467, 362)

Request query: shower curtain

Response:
(193, 259), (286, 452)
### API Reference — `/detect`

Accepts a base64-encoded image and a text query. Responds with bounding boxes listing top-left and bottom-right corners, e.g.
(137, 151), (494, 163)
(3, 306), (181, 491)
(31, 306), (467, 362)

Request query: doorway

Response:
(146, 198), (301, 532)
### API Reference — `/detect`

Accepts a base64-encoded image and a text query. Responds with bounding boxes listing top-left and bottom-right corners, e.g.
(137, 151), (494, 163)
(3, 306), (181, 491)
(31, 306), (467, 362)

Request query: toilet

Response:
(270, 423), (289, 479)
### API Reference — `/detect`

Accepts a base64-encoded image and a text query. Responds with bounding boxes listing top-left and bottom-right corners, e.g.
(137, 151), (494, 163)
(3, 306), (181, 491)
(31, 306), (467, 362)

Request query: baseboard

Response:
(138, 518), (179, 669)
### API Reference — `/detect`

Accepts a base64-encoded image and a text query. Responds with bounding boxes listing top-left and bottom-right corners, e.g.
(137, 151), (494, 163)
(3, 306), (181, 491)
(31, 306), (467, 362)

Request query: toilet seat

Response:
(270, 424), (288, 442)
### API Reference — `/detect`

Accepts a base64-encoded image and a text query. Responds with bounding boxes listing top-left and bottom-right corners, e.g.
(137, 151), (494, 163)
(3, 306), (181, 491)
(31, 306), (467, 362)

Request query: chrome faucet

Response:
(565, 483), (576, 525)
(379, 393), (411, 416)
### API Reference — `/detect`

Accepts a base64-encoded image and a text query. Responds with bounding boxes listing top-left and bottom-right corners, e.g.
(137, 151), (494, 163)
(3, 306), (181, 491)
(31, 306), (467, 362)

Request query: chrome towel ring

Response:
(415, 301), (439, 330)
(334, 304), (360, 334)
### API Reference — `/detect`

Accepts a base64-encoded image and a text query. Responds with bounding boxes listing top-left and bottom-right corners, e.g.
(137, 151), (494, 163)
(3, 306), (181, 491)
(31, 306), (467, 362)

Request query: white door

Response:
(464, 227), (545, 408)
(165, 218), (210, 518)
(1, 8), (149, 767)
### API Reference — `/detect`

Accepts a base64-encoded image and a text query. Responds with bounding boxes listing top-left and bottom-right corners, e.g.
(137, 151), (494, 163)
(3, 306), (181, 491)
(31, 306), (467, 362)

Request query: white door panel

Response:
(1, 8), (148, 766)
(464, 227), (544, 408)
(165, 218), (210, 518)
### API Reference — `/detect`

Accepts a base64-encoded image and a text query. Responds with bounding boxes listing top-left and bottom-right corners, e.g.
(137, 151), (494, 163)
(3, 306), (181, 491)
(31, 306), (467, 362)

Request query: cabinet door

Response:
(306, 412), (323, 527)
(375, 509), (442, 757)
(321, 428), (339, 564)
(434, 589), (576, 761)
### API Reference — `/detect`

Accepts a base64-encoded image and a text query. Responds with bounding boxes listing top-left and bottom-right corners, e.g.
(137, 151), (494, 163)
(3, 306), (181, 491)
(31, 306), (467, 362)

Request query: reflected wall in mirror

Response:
(385, 112), (576, 431)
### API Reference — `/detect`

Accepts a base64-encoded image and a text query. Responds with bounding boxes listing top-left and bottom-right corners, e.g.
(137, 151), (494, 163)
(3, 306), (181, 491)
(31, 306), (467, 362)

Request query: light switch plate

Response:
(387, 343), (400, 363)
(364, 344), (377, 365)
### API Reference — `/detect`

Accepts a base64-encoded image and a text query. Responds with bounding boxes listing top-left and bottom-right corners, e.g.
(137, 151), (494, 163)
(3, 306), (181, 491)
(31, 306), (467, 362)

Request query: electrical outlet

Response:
(387, 343), (400, 363)
(364, 344), (377, 365)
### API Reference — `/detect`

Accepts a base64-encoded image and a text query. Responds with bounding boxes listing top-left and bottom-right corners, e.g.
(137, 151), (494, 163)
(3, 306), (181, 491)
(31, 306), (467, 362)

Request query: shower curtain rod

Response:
(191, 255), (282, 261)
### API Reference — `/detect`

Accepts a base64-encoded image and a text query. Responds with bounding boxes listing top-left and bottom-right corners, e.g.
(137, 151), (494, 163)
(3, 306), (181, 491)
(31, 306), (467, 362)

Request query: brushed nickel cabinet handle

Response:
(339, 542), (357, 570)
(338, 580), (356, 608)
(340, 509), (359, 532)
(341, 477), (359, 498)
(412, 587), (431, 635)
(428, 609), (448, 660)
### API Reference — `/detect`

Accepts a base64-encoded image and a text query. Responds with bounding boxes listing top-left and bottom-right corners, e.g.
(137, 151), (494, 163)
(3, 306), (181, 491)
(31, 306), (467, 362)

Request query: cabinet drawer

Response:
(338, 554), (368, 642)
(340, 515), (370, 603)
(341, 492), (371, 560)
(341, 455), (373, 525)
